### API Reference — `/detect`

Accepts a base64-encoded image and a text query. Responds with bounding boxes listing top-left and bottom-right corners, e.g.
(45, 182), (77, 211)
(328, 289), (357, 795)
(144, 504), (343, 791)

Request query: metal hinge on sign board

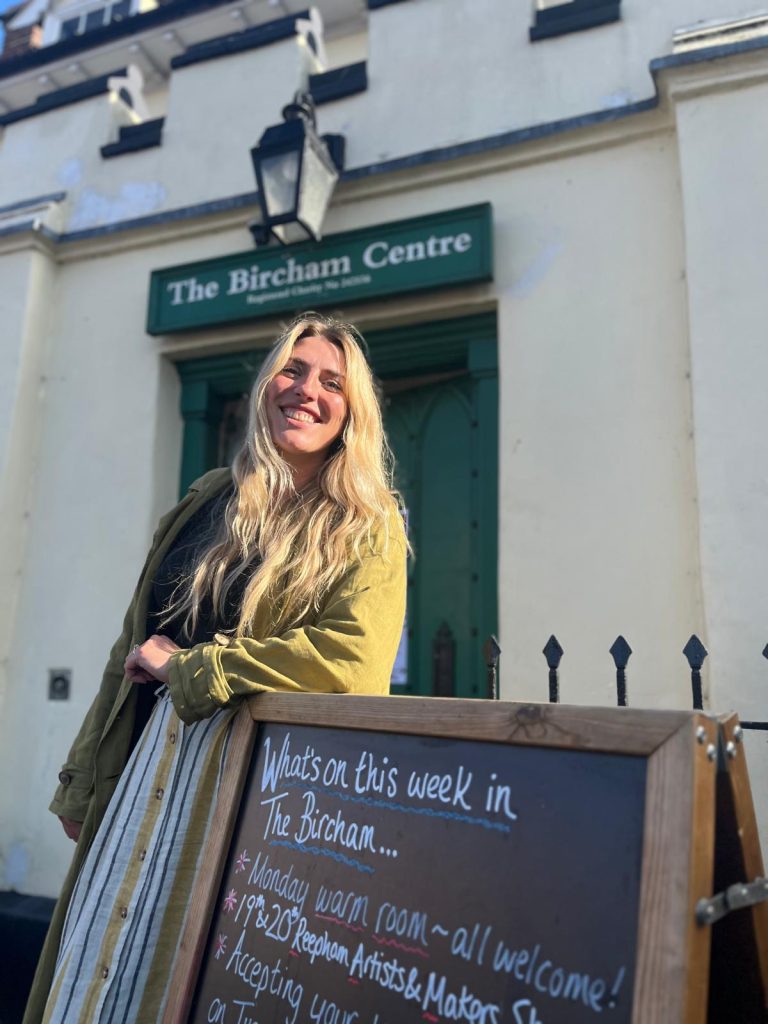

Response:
(696, 877), (768, 926)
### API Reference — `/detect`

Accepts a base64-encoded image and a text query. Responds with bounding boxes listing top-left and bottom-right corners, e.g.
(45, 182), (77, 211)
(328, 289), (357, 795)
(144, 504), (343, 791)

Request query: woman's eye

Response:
(281, 366), (300, 378)
(324, 379), (343, 393)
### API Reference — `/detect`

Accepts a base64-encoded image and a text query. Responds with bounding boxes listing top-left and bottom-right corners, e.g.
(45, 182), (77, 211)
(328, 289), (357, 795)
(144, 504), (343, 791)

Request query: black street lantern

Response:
(250, 94), (338, 246)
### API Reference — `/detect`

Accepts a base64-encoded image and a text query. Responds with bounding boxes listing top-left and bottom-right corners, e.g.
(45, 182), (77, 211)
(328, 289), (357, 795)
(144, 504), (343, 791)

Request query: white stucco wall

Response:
(359, 0), (768, 154)
(0, 36), (308, 223)
(672, 67), (768, 834)
(0, 243), (61, 891)
(0, 244), (184, 895)
(324, 26), (367, 68)
(0, 244), (57, 722)
(495, 134), (702, 712)
(3, 0), (768, 228)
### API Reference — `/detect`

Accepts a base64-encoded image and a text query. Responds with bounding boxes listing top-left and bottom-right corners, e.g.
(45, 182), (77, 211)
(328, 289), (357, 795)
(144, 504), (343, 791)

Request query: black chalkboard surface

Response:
(163, 695), (723, 1024)
(192, 723), (646, 1024)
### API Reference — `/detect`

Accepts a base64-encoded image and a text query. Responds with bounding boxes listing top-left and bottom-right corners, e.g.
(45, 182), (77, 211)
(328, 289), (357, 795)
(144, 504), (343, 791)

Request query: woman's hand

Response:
(59, 816), (82, 842)
(124, 634), (183, 685)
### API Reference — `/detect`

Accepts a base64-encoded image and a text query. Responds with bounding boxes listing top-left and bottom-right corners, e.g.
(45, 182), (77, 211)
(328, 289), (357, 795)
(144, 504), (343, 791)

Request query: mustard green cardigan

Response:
(25, 467), (406, 1024)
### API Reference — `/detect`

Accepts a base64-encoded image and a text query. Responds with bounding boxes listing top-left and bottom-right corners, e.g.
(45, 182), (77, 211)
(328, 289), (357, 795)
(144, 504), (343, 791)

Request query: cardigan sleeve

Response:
(166, 517), (407, 724)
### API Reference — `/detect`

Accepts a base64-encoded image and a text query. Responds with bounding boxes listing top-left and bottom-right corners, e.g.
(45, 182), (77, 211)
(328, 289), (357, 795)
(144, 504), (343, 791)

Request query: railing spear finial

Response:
(683, 634), (708, 711)
(542, 635), (563, 703)
(609, 636), (632, 707)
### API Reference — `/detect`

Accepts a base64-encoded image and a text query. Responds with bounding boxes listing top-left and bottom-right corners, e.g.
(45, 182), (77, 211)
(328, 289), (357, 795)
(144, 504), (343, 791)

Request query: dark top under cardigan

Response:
(131, 484), (246, 747)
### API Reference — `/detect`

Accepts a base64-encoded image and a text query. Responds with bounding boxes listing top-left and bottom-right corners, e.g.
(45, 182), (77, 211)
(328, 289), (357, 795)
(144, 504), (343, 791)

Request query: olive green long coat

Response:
(24, 468), (406, 1023)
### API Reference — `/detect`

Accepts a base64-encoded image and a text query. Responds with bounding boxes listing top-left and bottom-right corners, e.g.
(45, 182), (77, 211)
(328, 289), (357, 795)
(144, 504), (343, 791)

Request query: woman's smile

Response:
(281, 406), (320, 424)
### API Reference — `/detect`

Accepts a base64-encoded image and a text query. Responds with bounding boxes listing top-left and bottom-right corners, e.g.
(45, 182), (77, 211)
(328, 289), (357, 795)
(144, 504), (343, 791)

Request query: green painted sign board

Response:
(146, 204), (493, 334)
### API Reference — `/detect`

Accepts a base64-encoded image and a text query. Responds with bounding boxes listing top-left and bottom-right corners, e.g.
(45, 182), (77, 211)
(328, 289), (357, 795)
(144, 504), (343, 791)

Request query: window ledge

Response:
(367, 0), (412, 9)
(101, 117), (163, 158)
(530, 1), (620, 42)
(0, 69), (124, 125)
(309, 61), (367, 106)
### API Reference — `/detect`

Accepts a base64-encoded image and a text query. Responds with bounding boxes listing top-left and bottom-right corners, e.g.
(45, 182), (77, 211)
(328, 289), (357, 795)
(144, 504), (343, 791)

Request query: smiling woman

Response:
(266, 335), (348, 489)
(26, 313), (407, 1024)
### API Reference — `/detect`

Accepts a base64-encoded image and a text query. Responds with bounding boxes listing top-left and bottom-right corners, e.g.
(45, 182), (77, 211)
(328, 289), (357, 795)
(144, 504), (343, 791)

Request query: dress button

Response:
(58, 771), (72, 786)
(101, 966), (109, 979)
(156, 788), (164, 800)
(119, 907), (128, 919)
(138, 849), (146, 861)
(168, 732), (176, 744)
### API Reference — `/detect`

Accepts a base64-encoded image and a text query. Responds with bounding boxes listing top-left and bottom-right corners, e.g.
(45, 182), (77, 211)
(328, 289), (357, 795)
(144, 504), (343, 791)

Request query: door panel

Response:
(385, 377), (483, 698)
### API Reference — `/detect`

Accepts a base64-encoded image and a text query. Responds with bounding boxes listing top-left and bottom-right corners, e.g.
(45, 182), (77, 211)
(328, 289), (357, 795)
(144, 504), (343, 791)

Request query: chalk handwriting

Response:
(492, 941), (625, 1013)
(406, 765), (473, 810)
(450, 923), (493, 967)
(512, 999), (544, 1024)
(223, 939), (303, 1024)
(295, 790), (378, 853)
(315, 885), (370, 929)
(353, 751), (399, 798)
(247, 853), (310, 916)
(261, 793), (291, 839)
(308, 993), (359, 1024)
(483, 773), (518, 821)
(261, 733), (325, 794)
(422, 973), (500, 1024)
(374, 901), (429, 948)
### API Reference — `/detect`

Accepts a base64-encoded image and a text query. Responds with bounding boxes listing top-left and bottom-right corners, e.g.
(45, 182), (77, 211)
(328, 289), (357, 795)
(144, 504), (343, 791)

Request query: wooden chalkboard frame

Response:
(707, 713), (768, 1020)
(162, 696), (719, 1024)
(720, 713), (768, 994)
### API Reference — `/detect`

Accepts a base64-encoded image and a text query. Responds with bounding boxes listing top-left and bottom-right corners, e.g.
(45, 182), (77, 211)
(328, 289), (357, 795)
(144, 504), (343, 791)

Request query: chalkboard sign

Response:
(163, 696), (721, 1024)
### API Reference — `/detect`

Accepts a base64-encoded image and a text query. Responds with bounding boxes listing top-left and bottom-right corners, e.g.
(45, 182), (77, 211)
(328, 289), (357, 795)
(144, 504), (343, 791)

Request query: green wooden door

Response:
(386, 377), (475, 696)
(175, 313), (497, 697)
(384, 360), (496, 697)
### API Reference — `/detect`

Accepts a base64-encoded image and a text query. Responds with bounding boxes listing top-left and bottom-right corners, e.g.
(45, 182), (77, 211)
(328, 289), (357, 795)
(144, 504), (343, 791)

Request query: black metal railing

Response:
(485, 633), (768, 731)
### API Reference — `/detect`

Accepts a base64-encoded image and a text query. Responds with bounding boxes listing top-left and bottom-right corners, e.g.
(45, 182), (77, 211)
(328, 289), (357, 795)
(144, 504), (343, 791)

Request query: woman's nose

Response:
(294, 373), (320, 399)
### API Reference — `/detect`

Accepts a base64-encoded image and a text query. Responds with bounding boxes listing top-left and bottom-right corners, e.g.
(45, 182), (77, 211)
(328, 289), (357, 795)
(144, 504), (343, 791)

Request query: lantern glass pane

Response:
(260, 150), (300, 218)
(272, 221), (312, 245)
(296, 142), (338, 240)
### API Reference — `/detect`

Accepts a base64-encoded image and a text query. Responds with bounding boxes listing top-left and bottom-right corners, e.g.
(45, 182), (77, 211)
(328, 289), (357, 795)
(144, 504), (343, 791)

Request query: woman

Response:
(25, 313), (407, 1024)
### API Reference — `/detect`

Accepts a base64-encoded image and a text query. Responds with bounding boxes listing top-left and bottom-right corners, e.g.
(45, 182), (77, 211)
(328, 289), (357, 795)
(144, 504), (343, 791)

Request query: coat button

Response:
(156, 788), (164, 800)
(58, 771), (72, 786)
(101, 966), (109, 979)
(119, 907), (128, 919)
(168, 732), (176, 744)
(138, 849), (146, 861)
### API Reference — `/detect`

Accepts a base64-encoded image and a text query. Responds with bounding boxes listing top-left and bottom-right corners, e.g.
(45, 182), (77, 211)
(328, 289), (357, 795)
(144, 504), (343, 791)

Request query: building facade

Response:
(1, 0), (767, 898)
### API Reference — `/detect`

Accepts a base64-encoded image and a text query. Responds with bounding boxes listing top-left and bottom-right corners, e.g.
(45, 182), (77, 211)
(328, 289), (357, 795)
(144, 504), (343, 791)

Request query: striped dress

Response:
(42, 693), (236, 1023)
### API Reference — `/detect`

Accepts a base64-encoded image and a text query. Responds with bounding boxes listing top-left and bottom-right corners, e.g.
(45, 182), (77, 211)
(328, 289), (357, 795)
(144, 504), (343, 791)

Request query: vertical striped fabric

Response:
(43, 691), (236, 1024)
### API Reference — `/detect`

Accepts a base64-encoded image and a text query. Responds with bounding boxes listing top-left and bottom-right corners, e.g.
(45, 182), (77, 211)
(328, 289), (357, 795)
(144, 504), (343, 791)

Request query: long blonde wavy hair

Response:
(167, 313), (399, 639)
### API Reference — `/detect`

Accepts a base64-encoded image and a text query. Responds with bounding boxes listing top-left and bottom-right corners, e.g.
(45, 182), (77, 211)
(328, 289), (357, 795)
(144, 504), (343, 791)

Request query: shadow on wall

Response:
(0, 892), (55, 1023)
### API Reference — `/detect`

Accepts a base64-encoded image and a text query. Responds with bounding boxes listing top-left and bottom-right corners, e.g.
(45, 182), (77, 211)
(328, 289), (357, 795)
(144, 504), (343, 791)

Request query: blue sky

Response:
(0, 0), (22, 50)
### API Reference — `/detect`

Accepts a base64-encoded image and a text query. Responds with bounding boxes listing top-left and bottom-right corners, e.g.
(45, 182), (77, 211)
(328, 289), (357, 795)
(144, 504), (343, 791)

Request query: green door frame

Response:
(173, 312), (499, 689)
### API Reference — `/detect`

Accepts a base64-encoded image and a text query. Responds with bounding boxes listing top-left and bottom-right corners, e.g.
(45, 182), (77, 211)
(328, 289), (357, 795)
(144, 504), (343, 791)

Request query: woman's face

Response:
(265, 334), (348, 482)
